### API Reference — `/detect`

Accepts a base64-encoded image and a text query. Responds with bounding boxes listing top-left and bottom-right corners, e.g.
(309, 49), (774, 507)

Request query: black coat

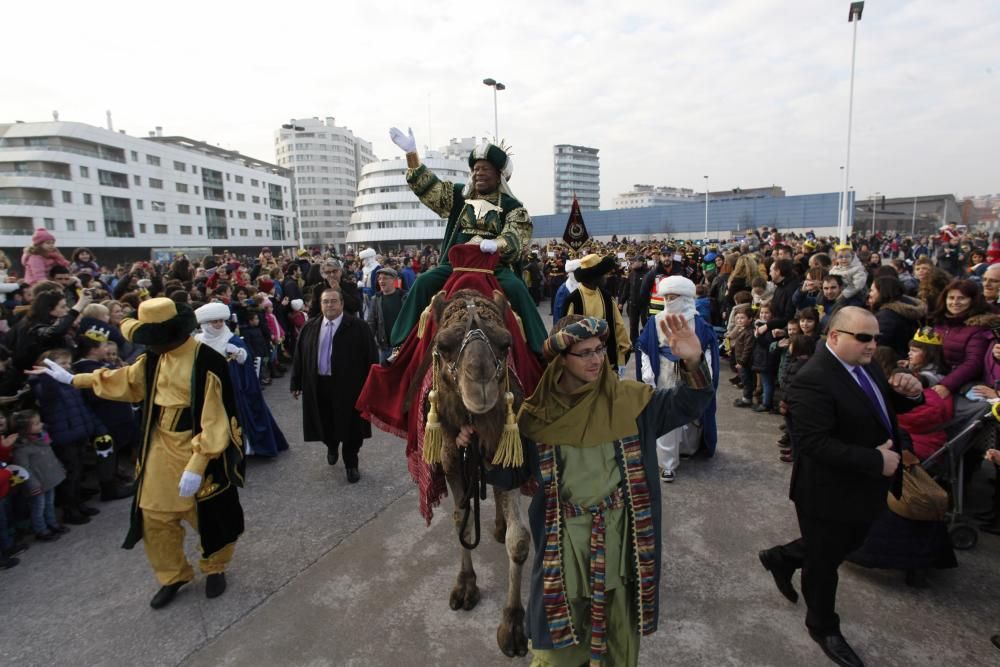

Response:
(787, 344), (921, 522)
(770, 276), (801, 323)
(874, 296), (926, 357)
(291, 313), (377, 443)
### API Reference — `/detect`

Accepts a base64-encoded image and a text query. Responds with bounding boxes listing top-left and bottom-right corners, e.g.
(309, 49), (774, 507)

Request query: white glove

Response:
(389, 127), (416, 153)
(42, 359), (74, 385)
(480, 239), (498, 254)
(178, 471), (202, 498)
(225, 343), (248, 364)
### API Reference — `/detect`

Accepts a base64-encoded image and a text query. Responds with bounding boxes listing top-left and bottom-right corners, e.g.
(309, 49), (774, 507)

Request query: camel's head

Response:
(432, 289), (512, 415)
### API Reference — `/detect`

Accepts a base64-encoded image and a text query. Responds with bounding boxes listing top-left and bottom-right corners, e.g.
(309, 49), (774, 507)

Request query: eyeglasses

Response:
(566, 345), (607, 360)
(835, 330), (881, 343)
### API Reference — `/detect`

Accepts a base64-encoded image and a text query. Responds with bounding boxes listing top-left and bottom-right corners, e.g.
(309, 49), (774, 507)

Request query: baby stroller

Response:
(921, 401), (1000, 550)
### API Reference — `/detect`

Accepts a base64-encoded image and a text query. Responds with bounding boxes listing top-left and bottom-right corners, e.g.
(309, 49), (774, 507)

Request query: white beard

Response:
(195, 325), (233, 356)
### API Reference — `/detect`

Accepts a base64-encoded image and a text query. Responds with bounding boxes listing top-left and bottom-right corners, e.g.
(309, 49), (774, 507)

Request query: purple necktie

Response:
(318, 320), (334, 375)
(852, 366), (892, 434)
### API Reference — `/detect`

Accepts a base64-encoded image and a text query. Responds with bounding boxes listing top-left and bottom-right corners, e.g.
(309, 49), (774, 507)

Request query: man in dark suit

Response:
(291, 287), (377, 484)
(758, 307), (923, 667)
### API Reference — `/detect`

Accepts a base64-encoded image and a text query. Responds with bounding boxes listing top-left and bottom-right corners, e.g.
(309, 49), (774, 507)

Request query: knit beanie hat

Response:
(32, 228), (55, 245)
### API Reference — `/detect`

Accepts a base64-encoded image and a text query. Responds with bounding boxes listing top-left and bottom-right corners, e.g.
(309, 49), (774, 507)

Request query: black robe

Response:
(291, 313), (377, 443)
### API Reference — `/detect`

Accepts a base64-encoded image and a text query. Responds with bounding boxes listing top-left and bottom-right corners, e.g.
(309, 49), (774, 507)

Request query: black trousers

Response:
(770, 510), (872, 635)
(318, 376), (363, 469)
(52, 439), (87, 510)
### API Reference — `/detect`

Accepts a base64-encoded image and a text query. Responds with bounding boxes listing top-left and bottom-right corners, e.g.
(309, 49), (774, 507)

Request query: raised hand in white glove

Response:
(480, 239), (498, 254)
(41, 358), (74, 385)
(178, 471), (202, 497)
(389, 127), (417, 153)
(225, 343), (248, 364)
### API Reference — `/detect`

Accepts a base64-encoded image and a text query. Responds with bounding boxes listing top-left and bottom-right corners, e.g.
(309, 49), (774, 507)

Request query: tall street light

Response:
(281, 122), (306, 250)
(703, 175), (709, 240)
(839, 1), (865, 243)
(483, 78), (506, 139)
(837, 166), (845, 230)
(870, 191), (880, 237)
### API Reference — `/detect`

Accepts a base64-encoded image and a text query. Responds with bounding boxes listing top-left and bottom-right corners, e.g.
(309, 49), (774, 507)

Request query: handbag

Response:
(886, 451), (949, 521)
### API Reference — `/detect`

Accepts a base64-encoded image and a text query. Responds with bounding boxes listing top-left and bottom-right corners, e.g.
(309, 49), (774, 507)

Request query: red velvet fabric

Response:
(356, 244), (542, 523)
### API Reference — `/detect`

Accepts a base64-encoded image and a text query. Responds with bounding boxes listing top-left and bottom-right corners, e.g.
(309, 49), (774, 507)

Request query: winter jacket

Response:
(776, 354), (811, 404)
(751, 324), (778, 373)
(934, 312), (1000, 393)
(10, 311), (79, 372)
(898, 388), (954, 461)
(28, 374), (107, 446)
(730, 325), (754, 368)
(21, 250), (69, 285)
(829, 256), (868, 302)
(874, 296), (927, 357)
(72, 358), (139, 447)
(770, 276), (802, 323)
(241, 322), (270, 359)
(12, 431), (65, 495)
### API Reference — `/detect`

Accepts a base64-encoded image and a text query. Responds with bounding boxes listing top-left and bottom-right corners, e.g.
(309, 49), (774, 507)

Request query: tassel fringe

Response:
(492, 368), (523, 468)
(423, 352), (444, 465)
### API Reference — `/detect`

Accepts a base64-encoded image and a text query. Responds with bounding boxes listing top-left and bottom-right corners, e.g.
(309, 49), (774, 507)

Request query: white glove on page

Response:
(225, 343), (248, 364)
(178, 471), (202, 497)
(389, 127), (416, 153)
(480, 239), (498, 254)
(42, 359), (74, 385)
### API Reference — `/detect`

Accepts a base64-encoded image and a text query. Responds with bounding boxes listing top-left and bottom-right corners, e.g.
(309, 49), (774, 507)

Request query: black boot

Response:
(205, 573), (227, 599)
(78, 504), (100, 517)
(62, 508), (91, 525)
(150, 581), (188, 609)
(100, 481), (135, 501)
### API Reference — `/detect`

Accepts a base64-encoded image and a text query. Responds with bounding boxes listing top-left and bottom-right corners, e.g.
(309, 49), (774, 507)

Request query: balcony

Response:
(203, 188), (225, 202)
(0, 216), (34, 235)
(0, 187), (54, 207)
(207, 226), (228, 240)
(0, 138), (126, 163)
(104, 222), (135, 238)
(98, 169), (130, 188)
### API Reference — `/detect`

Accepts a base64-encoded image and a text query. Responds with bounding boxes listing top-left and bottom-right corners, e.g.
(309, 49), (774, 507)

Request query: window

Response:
(44, 218), (55, 230)
(174, 161), (186, 172)
(62, 191), (72, 203)
(234, 175), (243, 184)
(151, 201), (166, 212)
(180, 225), (192, 235)
(83, 193), (92, 205)
(154, 224), (168, 234)
(227, 192), (232, 200)
(236, 193), (245, 202)
(253, 212), (261, 220)
(79, 166), (89, 178)
(139, 224), (147, 233)
(178, 204), (191, 214)
(255, 229), (263, 237)
(130, 150), (138, 161)
(196, 206), (201, 214)
(136, 200), (144, 210)
(146, 155), (161, 166)
(194, 185), (200, 195)
(237, 211), (246, 219)
(239, 228), (248, 237)
(66, 219), (76, 231)
(133, 175), (141, 186)
(86, 220), (95, 232)
(252, 195), (260, 204)
(176, 183), (188, 193)
(149, 178), (163, 189)
(225, 173), (230, 181)
(192, 166), (197, 174)
(251, 179), (259, 187)
(198, 226), (203, 235)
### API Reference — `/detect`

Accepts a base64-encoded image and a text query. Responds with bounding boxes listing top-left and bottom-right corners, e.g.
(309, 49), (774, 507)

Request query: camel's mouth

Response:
(458, 377), (500, 415)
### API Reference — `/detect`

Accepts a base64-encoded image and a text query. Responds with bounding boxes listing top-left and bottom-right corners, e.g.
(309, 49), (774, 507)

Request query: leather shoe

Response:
(62, 510), (91, 525)
(758, 549), (798, 603)
(326, 451), (338, 466)
(346, 467), (361, 484)
(78, 504), (101, 517)
(991, 634), (1000, 651)
(808, 630), (864, 667)
(101, 482), (135, 501)
(205, 573), (227, 599)
(150, 581), (188, 609)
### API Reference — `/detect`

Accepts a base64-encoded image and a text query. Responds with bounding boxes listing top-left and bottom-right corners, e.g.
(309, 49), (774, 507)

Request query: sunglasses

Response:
(835, 330), (881, 343)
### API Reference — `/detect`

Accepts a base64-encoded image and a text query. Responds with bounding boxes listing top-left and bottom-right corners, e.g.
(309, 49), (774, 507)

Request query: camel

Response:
(425, 288), (530, 658)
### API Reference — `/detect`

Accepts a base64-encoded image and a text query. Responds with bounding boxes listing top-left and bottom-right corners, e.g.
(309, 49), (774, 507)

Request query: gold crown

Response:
(834, 243), (853, 253)
(912, 327), (943, 346)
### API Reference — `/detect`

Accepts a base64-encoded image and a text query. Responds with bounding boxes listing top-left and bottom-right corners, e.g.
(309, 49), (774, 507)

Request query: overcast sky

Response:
(4, 0), (997, 215)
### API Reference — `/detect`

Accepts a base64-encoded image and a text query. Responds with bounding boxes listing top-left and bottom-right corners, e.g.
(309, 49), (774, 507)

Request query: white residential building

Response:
(274, 117), (376, 252)
(347, 138), (481, 249)
(554, 144), (600, 213)
(613, 184), (699, 209)
(0, 120), (296, 255)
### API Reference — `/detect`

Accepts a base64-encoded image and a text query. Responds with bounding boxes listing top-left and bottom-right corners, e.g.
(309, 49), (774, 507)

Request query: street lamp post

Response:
(703, 175), (709, 240)
(911, 196), (918, 235)
(482, 78), (506, 139)
(281, 122), (306, 251)
(837, 165), (845, 229)
(871, 191), (880, 237)
(839, 1), (865, 243)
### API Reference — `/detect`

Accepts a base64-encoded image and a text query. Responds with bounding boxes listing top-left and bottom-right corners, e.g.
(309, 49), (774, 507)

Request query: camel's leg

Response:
(492, 486), (507, 544)
(444, 469), (480, 611)
(495, 488), (530, 657)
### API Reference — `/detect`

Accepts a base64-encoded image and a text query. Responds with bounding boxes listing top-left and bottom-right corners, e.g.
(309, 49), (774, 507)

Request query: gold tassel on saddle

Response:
(492, 367), (523, 468)
(423, 351), (444, 465)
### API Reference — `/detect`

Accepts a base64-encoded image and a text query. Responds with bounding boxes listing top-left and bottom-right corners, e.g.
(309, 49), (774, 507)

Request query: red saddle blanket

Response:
(356, 244), (542, 523)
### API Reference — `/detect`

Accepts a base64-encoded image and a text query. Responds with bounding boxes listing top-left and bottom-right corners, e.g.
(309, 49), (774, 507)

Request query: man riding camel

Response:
(385, 127), (547, 355)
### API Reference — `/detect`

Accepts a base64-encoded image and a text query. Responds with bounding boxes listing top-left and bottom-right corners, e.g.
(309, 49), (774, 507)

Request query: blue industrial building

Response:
(531, 191), (854, 240)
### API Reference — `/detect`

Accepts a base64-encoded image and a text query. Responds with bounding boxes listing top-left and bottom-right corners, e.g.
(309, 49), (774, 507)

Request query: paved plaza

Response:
(3, 312), (999, 666)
